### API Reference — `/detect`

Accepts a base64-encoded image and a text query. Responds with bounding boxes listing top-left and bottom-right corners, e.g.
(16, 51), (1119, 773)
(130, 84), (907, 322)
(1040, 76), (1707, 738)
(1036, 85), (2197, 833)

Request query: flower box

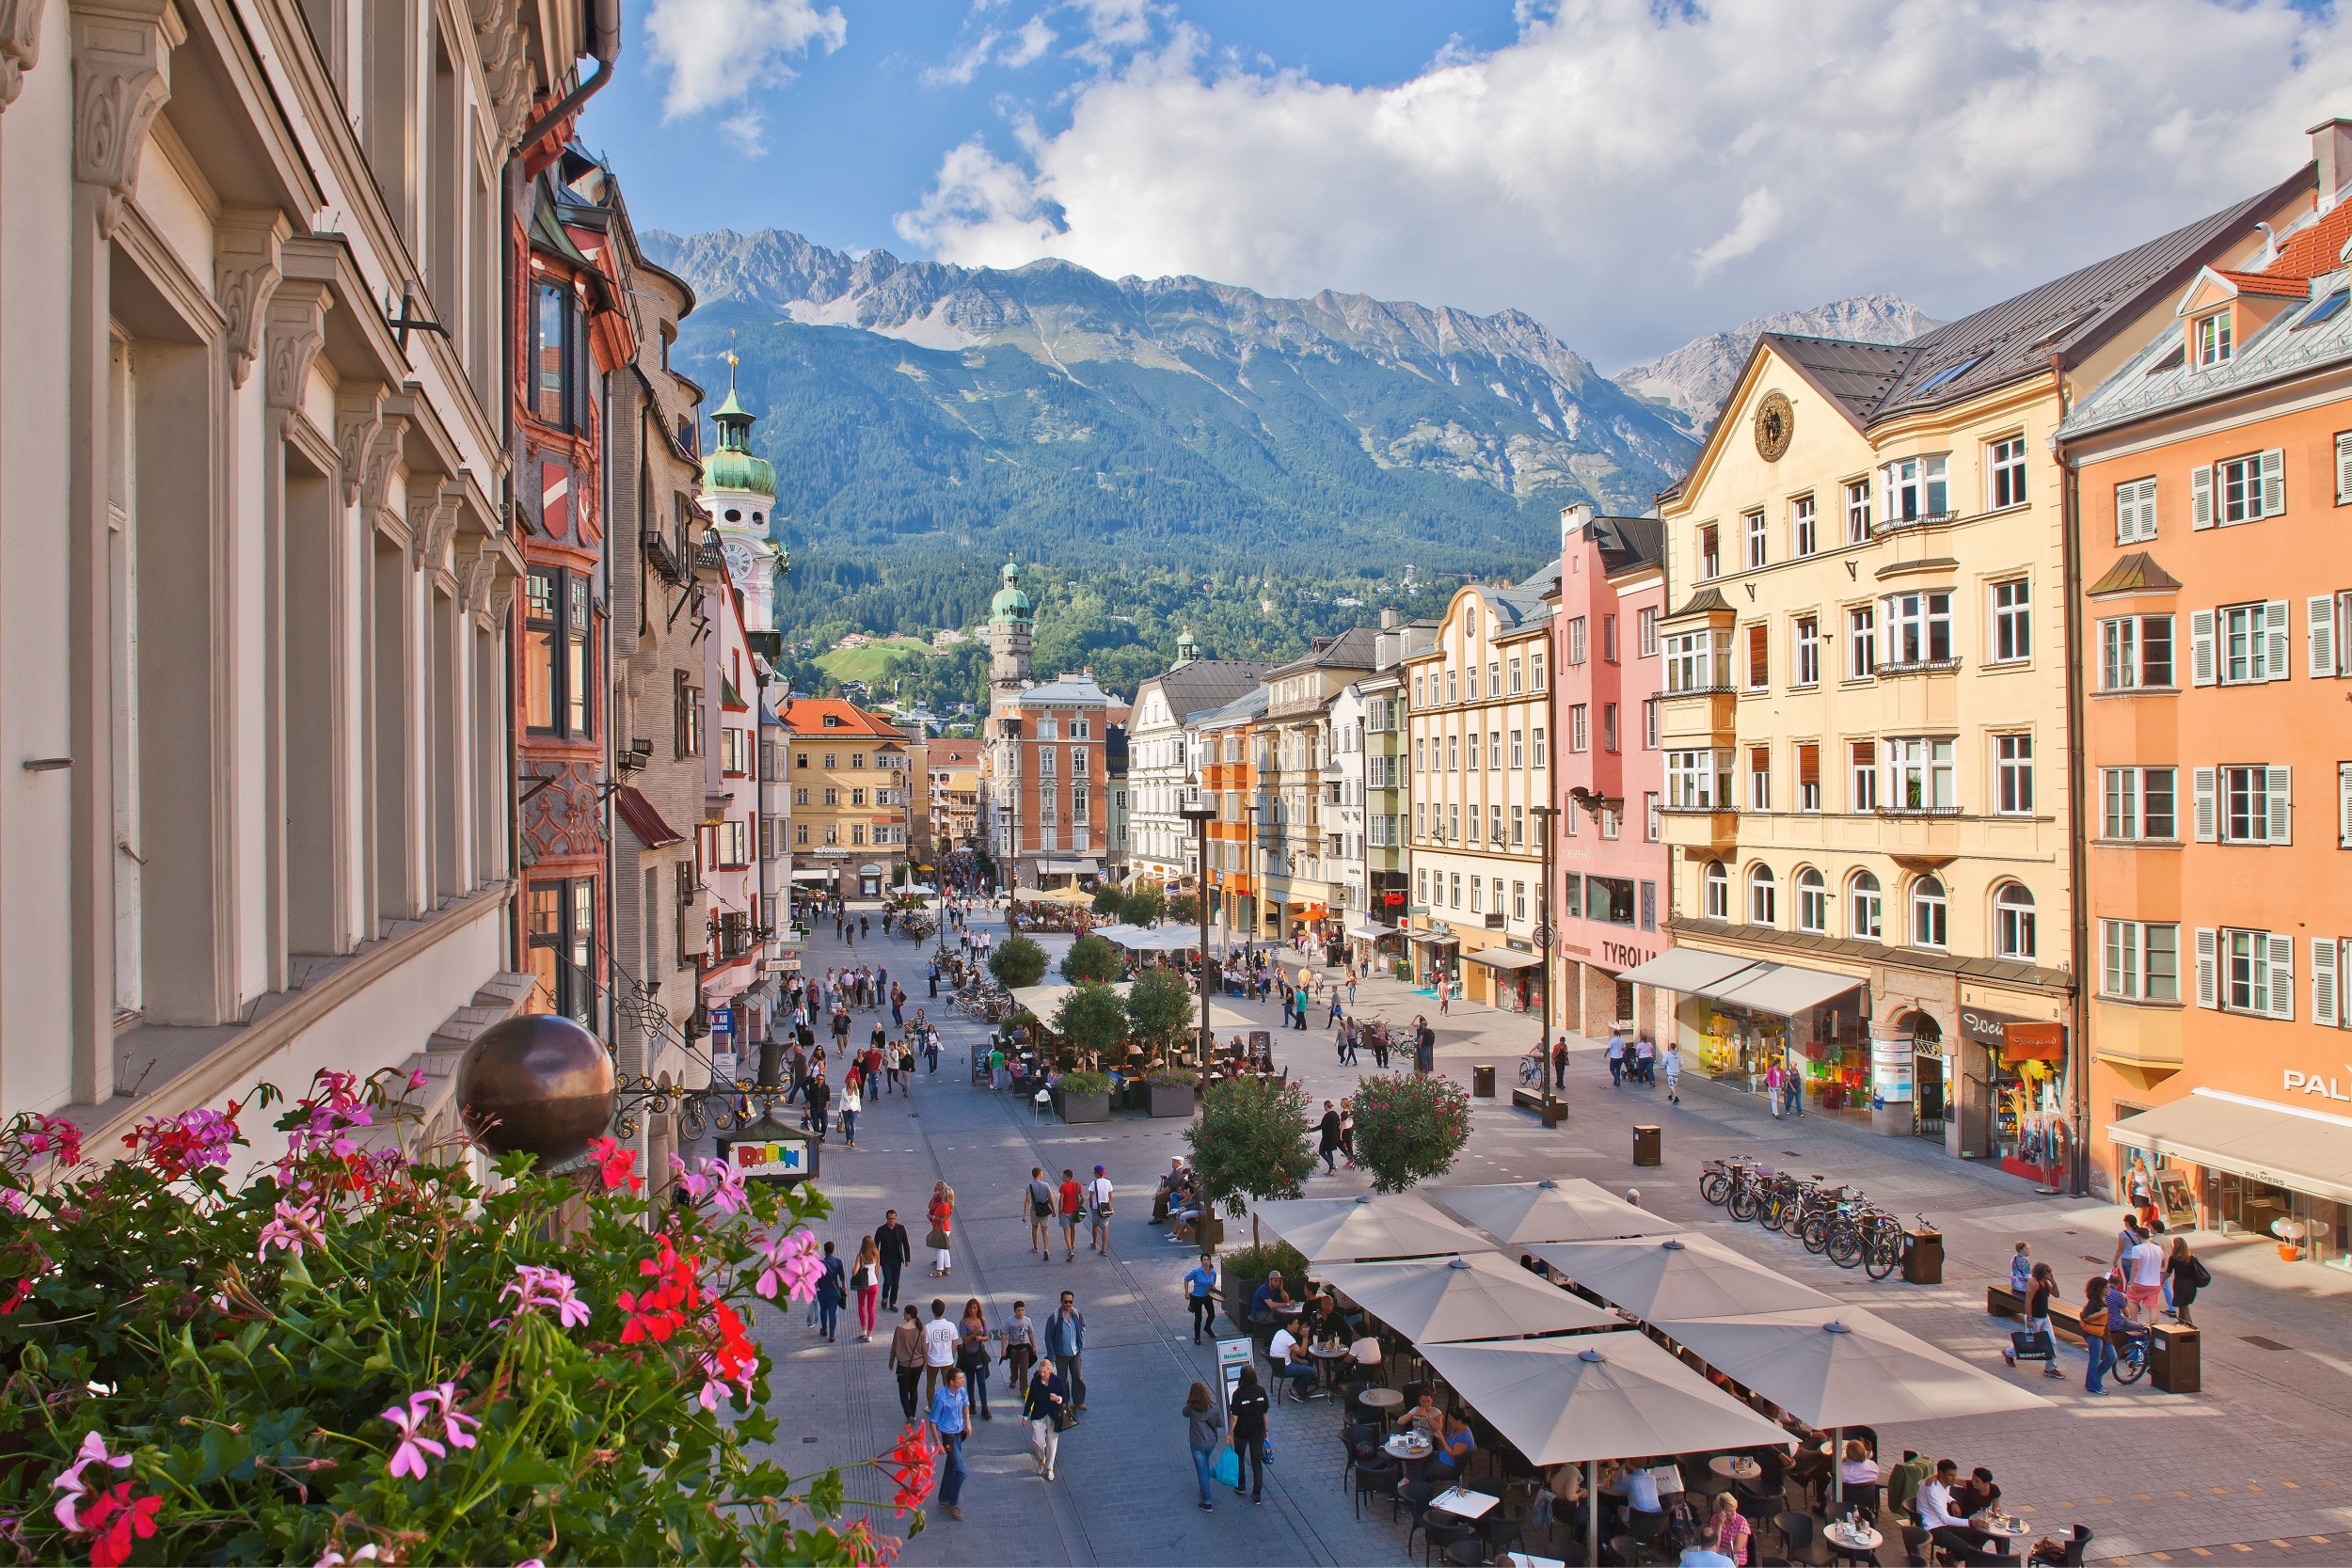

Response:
(1055, 1087), (1110, 1124)
(1145, 1082), (1195, 1118)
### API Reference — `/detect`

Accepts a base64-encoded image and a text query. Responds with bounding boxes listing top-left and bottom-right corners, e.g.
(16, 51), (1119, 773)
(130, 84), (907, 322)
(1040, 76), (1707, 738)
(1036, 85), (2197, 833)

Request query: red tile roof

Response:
(2267, 197), (2352, 280)
(2211, 267), (2312, 298)
(780, 698), (905, 740)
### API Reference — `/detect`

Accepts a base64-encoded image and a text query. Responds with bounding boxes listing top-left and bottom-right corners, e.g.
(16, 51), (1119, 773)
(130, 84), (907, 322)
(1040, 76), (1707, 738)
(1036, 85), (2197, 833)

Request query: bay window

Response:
(1667, 749), (1734, 810)
(2103, 920), (2179, 1002)
(525, 568), (593, 738)
(1885, 736), (1955, 811)
(1665, 629), (1730, 692)
(2099, 614), (2173, 689)
(1885, 590), (1953, 666)
(1882, 454), (1949, 524)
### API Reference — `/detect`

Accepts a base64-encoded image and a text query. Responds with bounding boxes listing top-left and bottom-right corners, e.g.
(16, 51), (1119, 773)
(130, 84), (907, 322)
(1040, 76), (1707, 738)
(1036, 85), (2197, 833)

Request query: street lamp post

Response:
(1181, 797), (1218, 1069)
(1531, 802), (1563, 1129)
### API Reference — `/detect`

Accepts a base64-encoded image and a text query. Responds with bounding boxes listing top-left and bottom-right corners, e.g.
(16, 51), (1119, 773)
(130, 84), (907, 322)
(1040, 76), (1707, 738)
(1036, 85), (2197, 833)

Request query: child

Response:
(2009, 1242), (2033, 1295)
(1662, 1042), (1683, 1104)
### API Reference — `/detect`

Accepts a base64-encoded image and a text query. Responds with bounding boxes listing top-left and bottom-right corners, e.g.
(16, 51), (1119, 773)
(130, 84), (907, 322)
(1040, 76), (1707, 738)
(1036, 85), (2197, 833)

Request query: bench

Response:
(1510, 1087), (1567, 1126)
(1986, 1285), (2087, 1343)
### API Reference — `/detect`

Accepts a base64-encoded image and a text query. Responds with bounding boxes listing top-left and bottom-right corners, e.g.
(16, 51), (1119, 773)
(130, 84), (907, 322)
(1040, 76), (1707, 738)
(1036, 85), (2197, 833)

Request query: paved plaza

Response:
(736, 906), (2352, 1565)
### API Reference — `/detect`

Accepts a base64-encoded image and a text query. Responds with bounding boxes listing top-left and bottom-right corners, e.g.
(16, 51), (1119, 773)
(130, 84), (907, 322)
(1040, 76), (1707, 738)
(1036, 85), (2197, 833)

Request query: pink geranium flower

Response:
(381, 1395), (447, 1481)
(51, 1430), (131, 1532)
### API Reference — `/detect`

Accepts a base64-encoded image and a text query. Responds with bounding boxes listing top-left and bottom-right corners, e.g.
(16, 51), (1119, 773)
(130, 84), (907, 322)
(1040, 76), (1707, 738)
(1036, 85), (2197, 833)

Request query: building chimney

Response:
(1380, 605), (1400, 630)
(1560, 500), (1595, 548)
(2312, 117), (2352, 206)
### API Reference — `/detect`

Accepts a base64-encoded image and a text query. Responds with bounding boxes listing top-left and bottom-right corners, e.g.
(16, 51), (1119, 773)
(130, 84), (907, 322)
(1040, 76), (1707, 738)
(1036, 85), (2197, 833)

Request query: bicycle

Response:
(1726, 1164), (1772, 1224)
(1520, 1051), (1546, 1088)
(1826, 1198), (1889, 1270)
(1697, 1157), (1740, 1208)
(2110, 1323), (2151, 1384)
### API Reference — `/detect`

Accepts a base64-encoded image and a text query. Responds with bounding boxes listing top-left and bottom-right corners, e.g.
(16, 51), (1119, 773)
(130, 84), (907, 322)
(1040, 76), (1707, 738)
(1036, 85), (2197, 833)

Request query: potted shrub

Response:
(1052, 1069), (1114, 1124)
(1216, 1241), (1311, 1335)
(989, 932), (1050, 990)
(1351, 1071), (1474, 1193)
(1186, 1076), (1314, 1285)
(1143, 1069), (1196, 1119)
(1059, 933), (1122, 985)
(1123, 968), (1196, 1067)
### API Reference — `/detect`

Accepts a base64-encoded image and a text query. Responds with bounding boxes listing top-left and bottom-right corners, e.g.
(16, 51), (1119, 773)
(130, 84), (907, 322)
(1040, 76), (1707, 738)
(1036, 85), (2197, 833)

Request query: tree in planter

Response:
(1053, 982), (1129, 1068)
(1350, 1071), (1474, 1193)
(1059, 933), (1121, 985)
(1167, 892), (1200, 927)
(1089, 885), (1126, 920)
(1185, 1077), (1314, 1243)
(1123, 968), (1196, 1063)
(989, 932), (1049, 990)
(1121, 883), (1167, 927)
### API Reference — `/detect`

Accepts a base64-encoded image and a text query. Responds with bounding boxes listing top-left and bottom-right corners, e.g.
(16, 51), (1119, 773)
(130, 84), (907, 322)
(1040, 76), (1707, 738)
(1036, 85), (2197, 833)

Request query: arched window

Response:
(753, 511), (765, 524)
(1850, 871), (1883, 940)
(1749, 864), (1776, 927)
(1704, 861), (1729, 920)
(723, 508), (742, 523)
(1995, 882), (2036, 958)
(1795, 867), (1827, 933)
(1913, 876), (1948, 949)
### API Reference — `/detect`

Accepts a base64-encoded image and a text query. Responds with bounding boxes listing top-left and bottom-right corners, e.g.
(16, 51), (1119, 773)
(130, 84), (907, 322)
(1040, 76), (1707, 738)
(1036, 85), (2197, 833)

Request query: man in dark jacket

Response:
(805, 1072), (832, 1141)
(876, 1210), (912, 1309)
(1317, 1101), (1343, 1174)
(1414, 1016), (1437, 1074)
(1044, 1291), (1088, 1413)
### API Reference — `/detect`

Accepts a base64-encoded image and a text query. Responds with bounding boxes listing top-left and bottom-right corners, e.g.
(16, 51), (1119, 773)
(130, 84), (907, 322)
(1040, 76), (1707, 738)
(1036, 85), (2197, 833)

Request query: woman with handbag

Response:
(958, 1298), (996, 1421)
(850, 1237), (882, 1342)
(887, 1306), (926, 1419)
(1025, 1355), (1069, 1481)
(928, 1180), (957, 1276)
(1002, 1299), (1037, 1390)
(2166, 1237), (2207, 1326)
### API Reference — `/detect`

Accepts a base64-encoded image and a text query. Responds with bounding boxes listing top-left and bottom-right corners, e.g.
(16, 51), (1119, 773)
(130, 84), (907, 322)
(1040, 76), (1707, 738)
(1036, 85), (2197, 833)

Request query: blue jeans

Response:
(818, 1299), (839, 1338)
(939, 1431), (967, 1505)
(1192, 1444), (1216, 1506)
(1609, 1056), (1623, 1085)
(2086, 1335), (2115, 1392)
(841, 1108), (857, 1143)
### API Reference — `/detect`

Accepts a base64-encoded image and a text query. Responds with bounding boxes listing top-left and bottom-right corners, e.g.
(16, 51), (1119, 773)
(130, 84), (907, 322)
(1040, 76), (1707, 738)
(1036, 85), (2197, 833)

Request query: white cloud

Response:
(893, 0), (2352, 366)
(646, 0), (848, 122)
(720, 109), (770, 158)
(924, 30), (1003, 87)
(1002, 15), (1058, 69)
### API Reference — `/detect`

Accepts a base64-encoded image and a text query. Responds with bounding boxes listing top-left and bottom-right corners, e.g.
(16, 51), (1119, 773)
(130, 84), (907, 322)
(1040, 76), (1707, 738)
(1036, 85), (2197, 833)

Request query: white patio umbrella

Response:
(1316, 1252), (1619, 1342)
(1422, 1334), (1795, 1568)
(1645, 1305), (2050, 1505)
(1090, 923), (1148, 946)
(1530, 1233), (1838, 1322)
(1252, 1193), (1491, 1262)
(1432, 1178), (1687, 1245)
(1007, 980), (1133, 1021)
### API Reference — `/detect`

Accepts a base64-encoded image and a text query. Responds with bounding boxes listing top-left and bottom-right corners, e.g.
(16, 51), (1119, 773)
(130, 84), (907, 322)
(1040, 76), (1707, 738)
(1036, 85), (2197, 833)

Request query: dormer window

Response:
(2194, 311), (2233, 367)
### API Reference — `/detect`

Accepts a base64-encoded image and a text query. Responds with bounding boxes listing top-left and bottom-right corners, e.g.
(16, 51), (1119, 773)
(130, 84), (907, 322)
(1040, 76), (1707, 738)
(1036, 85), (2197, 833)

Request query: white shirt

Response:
(1089, 1177), (1114, 1212)
(1918, 1480), (1965, 1531)
(1268, 1327), (1300, 1364)
(1349, 1336), (1382, 1364)
(1618, 1467), (1661, 1512)
(923, 1317), (960, 1368)
(2128, 1240), (2166, 1286)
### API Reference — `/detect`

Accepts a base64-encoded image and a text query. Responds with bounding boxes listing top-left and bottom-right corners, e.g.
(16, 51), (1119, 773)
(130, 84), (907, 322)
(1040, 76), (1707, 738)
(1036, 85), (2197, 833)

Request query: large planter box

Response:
(1226, 1275), (1263, 1334)
(1055, 1088), (1111, 1124)
(1145, 1082), (1196, 1118)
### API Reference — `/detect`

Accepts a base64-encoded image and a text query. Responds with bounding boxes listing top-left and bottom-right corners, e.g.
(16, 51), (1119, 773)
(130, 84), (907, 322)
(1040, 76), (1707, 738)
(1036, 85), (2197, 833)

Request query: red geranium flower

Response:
(587, 1136), (644, 1195)
(883, 1422), (936, 1515)
(76, 1482), (162, 1568)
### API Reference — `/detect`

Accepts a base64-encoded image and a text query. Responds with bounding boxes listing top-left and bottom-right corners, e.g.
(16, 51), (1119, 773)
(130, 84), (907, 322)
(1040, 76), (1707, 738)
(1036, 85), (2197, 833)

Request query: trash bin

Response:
(1632, 1125), (1661, 1166)
(2150, 1323), (2201, 1393)
(1901, 1228), (1944, 1285)
(1472, 1064), (1497, 1098)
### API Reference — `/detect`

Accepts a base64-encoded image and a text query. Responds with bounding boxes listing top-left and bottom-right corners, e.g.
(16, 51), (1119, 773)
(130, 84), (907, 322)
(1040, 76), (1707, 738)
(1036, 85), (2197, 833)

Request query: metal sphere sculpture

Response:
(455, 1013), (617, 1166)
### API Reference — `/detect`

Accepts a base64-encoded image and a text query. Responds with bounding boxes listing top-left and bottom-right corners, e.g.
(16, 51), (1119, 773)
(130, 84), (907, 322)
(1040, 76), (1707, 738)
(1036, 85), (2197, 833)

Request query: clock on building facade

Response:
(1754, 390), (1794, 461)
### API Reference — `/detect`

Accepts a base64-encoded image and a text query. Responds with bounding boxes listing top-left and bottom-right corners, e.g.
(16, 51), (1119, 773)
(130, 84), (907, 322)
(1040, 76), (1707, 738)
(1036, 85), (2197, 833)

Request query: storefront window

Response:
(1589, 876), (1635, 927)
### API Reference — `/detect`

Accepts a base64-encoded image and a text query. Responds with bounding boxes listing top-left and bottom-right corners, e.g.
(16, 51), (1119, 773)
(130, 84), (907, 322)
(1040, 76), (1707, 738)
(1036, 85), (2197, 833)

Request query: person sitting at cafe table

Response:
(1953, 1465), (2001, 1519)
(1401, 1390), (1443, 1439)
(1919, 1458), (1996, 1559)
(1412, 1411), (1474, 1484)
(1265, 1323), (1320, 1401)
(1610, 1455), (1666, 1523)
(1838, 1438), (1881, 1489)
(1343, 1330), (1382, 1377)
(1248, 1273), (1293, 1323)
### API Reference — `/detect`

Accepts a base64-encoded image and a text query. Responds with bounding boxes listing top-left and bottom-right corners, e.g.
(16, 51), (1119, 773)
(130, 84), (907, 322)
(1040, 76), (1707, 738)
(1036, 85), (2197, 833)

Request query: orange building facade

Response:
(1197, 687), (1269, 950)
(2062, 120), (2352, 1268)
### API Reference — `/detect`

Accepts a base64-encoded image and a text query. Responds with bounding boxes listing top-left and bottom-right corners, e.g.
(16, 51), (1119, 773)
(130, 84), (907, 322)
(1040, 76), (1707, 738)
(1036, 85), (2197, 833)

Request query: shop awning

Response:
(1041, 859), (1100, 875)
(1408, 931), (1459, 945)
(1344, 925), (1395, 942)
(2108, 1088), (2352, 1207)
(1464, 947), (1543, 971)
(1702, 962), (1865, 1018)
(1613, 947), (1762, 995)
(790, 868), (834, 882)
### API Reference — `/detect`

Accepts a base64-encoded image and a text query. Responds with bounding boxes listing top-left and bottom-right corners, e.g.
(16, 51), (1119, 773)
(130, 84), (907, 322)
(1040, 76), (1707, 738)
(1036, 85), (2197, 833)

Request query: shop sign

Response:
(1599, 941), (1657, 970)
(709, 1052), (739, 1083)
(2283, 1068), (2352, 1102)
(2003, 1022), (2065, 1060)
(718, 1136), (814, 1184)
(1958, 1006), (2028, 1046)
(1869, 1038), (1914, 1102)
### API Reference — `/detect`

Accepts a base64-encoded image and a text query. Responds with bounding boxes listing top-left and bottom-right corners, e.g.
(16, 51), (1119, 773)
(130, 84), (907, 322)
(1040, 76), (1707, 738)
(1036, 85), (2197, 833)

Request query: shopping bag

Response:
(1213, 1447), (1239, 1487)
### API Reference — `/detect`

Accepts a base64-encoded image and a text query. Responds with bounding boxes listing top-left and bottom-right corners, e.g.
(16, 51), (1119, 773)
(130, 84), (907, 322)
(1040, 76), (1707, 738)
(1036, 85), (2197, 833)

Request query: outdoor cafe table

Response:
(1428, 1486), (1500, 1521)
(1311, 1343), (1349, 1387)
(1708, 1455), (1762, 1481)
(1385, 1433), (1434, 1462)
(1979, 1514), (2031, 1544)
(1360, 1387), (1405, 1415)
(1823, 1521), (1882, 1564)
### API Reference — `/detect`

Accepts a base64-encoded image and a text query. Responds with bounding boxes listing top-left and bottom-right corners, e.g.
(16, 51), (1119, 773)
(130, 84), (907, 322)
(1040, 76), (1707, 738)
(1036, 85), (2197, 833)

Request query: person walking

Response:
(888, 1306), (926, 1419)
(928, 1367), (971, 1521)
(2166, 1238), (2207, 1327)
(1087, 1164), (1115, 1257)
(925, 1028), (941, 1075)
(806, 1069), (833, 1143)
(2002, 1261), (2064, 1378)
(1226, 1364), (1269, 1504)
(850, 1237), (882, 1341)
(1184, 1381), (1222, 1513)
(1662, 1042), (1683, 1104)
(927, 1181), (956, 1277)
(1184, 1253), (1219, 1343)
(1762, 1058), (1784, 1117)
(1044, 1291), (1087, 1413)
(1339, 1100), (1357, 1168)
(839, 1070), (862, 1148)
(2122, 1226), (2167, 1323)
(922, 1299), (960, 1406)
(1634, 1033), (1657, 1086)
(957, 1298), (996, 1422)
(1437, 976), (1451, 1016)
(1003, 1299), (1038, 1390)
(814, 1242), (846, 1341)
(1025, 1355), (1068, 1481)
(1057, 1168), (1083, 1261)
(1552, 1038), (1568, 1091)
(928, 959), (940, 999)
(876, 1210), (911, 1310)
(2080, 1275), (2114, 1395)
(1606, 1029), (1627, 1087)
(1317, 1101), (1343, 1175)
(1024, 1165), (1057, 1257)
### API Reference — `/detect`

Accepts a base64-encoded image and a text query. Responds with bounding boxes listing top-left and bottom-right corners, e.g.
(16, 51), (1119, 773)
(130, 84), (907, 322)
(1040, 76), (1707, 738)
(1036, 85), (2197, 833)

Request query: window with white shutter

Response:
(2267, 765), (2292, 844)
(2195, 927), (2218, 1008)
(2312, 595), (2340, 678)
(2115, 478), (2158, 544)
(2267, 933), (2296, 1020)
(2341, 760), (2352, 847)
(2265, 600), (2291, 682)
(2191, 465), (2214, 530)
(2193, 767), (2217, 842)
(2337, 431), (2352, 505)
(2260, 448), (2286, 516)
(2314, 937), (2340, 1028)
(2189, 610), (2217, 687)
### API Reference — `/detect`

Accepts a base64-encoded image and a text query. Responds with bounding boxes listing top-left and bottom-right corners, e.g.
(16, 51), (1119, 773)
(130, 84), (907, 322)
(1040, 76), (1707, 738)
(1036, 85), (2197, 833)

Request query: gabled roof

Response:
(1013, 673), (1113, 706)
(1263, 625), (1384, 680)
(1143, 657), (1275, 725)
(2204, 268), (2312, 301)
(1585, 515), (1666, 576)
(1755, 334), (1919, 430)
(1194, 684), (1271, 730)
(2068, 262), (2352, 436)
(782, 698), (905, 739)
(1664, 585), (1735, 620)
(2087, 552), (2185, 597)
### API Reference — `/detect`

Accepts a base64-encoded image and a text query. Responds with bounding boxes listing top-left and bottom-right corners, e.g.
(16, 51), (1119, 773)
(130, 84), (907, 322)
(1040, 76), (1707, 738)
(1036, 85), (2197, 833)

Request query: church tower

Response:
(989, 559), (1034, 706)
(698, 342), (787, 630)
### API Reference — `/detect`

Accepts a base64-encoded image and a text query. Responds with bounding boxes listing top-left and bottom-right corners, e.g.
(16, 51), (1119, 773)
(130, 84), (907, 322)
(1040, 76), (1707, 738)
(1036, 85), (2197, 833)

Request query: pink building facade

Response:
(1551, 505), (1674, 1041)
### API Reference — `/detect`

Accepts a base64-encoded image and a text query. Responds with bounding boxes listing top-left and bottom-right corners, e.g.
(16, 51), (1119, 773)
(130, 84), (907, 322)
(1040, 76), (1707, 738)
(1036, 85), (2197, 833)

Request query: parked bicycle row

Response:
(1696, 1158), (1928, 1282)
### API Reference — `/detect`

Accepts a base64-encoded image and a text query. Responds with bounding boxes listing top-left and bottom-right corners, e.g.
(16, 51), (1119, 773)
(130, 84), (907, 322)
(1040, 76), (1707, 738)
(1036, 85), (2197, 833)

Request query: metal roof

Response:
(2066, 263), (2352, 437)
(1140, 658), (1274, 727)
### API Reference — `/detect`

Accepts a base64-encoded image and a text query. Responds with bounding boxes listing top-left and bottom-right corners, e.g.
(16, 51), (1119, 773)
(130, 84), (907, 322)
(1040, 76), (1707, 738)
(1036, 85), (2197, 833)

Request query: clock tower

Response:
(698, 345), (787, 630)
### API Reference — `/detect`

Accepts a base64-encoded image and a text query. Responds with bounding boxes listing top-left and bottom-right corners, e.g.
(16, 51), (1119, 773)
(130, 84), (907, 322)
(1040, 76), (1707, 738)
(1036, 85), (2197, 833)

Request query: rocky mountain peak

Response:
(1611, 293), (1943, 436)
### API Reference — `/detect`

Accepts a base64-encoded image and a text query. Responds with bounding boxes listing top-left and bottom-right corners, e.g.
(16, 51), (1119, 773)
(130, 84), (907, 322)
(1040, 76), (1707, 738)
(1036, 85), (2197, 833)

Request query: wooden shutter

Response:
(2265, 600), (2291, 681)
(2267, 766), (2292, 844)
(2338, 431), (2352, 505)
(2191, 465), (2214, 529)
(2312, 595), (2339, 679)
(2193, 767), (2217, 842)
(2313, 937), (2340, 1029)
(2194, 927), (2218, 1009)
(2267, 933), (2296, 1021)
(2341, 761), (2352, 847)
(2189, 610), (2217, 687)
(2259, 448), (2286, 517)
(1799, 743), (1820, 787)
(1748, 624), (1769, 689)
(2137, 477), (2159, 541)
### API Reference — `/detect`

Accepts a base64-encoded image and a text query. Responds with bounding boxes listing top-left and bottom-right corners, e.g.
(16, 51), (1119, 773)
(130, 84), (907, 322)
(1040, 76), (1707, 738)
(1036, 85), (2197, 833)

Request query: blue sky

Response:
(595, 0), (2352, 368)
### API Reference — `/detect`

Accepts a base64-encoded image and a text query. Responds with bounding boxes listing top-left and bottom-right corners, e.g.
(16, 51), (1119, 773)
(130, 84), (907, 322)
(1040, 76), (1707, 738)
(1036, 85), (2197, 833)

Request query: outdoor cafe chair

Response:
(1607, 1534), (1642, 1567)
(1394, 1478), (1438, 1534)
(1443, 1540), (1486, 1568)
(1353, 1461), (1400, 1521)
(1420, 1517), (1470, 1566)
(2036, 1525), (2093, 1566)
(1774, 1511), (1816, 1564)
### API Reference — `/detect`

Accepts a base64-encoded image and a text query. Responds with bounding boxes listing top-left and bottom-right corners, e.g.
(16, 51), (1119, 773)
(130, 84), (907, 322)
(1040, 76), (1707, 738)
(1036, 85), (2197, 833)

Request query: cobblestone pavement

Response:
(736, 907), (2352, 1565)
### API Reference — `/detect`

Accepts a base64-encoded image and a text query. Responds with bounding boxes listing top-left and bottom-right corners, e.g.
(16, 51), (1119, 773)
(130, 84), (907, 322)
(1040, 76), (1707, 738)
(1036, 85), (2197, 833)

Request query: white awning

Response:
(790, 868), (834, 881)
(2109, 1088), (2352, 1206)
(1614, 947), (1762, 994)
(1703, 962), (1866, 1017)
(1463, 947), (1543, 971)
(1344, 925), (1396, 942)
(1408, 931), (1459, 945)
(1041, 859), (1101, 875)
